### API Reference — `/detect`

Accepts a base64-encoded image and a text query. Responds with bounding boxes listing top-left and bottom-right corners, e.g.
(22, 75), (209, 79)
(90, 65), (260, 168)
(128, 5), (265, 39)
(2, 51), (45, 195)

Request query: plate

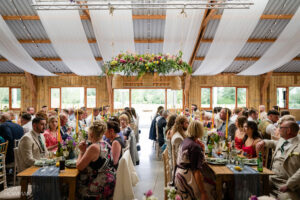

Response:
(244, 159), (258, 166)
(206, 158), (227, 165)
(65, 160), (77, 168)
(34, 159), (56, 167)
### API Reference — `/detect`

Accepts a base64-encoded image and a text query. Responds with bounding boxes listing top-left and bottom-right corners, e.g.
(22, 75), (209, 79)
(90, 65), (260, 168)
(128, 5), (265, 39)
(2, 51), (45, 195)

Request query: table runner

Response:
(227, 164), (260, 200)
(32, 166), (61, 200)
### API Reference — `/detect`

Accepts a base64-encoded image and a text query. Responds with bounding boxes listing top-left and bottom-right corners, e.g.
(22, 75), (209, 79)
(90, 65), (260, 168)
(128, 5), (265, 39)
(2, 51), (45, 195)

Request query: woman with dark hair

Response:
(105, 121), (125, 169)
(234, 116), (247, 150)
(166, 114), (177, 140)
(242, 121), (262, 158)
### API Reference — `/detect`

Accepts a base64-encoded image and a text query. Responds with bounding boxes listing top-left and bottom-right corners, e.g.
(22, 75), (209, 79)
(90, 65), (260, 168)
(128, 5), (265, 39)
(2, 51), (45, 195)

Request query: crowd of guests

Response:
(149, 104), (300, 200)
(0, 105), (140, 200)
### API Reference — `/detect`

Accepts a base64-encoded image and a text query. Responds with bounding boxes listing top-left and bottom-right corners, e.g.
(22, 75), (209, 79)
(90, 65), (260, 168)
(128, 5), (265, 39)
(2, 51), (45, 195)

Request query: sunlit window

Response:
(114, 89), (129, 109)
(167, 89), (183, 109)
(61, 87), (84, 109)
(11, 88), (21, 109)
(277, 88), (287, 108)
(213, 87), (236, 109)
(201, 88), (211, 108)
(289, 87), (300, 109)
(87, 88), (96, 108)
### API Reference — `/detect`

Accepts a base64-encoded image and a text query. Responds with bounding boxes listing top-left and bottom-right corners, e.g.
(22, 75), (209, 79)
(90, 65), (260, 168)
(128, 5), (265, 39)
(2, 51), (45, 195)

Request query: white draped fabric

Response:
(239, 7), (300, 75)
(90, 5), (135, 62)
(163, 3), (205, 62)
(0, 15), (54, 76)
(193, 0), (268, 75)
(38, 10), (102, 76)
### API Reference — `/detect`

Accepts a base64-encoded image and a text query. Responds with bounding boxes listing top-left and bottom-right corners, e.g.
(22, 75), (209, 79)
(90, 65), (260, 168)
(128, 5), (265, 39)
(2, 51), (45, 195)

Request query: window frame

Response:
(200, 87), (212, 110)
(0, 87), (21, 110)
(50, 87), (97, 109)
(276, 86), (288, 109)
(236, 86), (248, 108)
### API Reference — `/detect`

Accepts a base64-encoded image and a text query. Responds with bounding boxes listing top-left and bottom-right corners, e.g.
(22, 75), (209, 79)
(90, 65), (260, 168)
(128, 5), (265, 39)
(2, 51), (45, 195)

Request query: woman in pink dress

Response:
(43, 116), (59, 151)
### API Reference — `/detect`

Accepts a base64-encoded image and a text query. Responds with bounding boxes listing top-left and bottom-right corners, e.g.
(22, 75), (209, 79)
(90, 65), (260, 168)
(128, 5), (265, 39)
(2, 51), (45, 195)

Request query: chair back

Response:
(163, 148), (171, 200)
(0, 141), (8, 156)
(14, 139), (20, 148)
(0, 154), (7, 189)
(13, 147), (21, 186)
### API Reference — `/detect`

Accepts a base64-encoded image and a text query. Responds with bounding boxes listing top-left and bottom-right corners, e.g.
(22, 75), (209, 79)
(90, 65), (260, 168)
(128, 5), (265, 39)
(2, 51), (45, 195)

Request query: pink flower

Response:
(139, 57), (143, 61)
(175, 195), (181, 200)
(120, 59), (126, 63)
(145, 190), (153, 197)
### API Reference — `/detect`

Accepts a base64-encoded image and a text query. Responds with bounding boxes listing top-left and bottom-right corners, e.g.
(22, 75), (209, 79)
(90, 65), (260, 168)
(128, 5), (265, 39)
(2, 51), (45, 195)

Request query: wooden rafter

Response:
(201, 38), (276, 43)
(0, 57), (103, 61)
(77, 1), (91, 21)
(2, 14), (293, 21)
(260, 71), (273, 106)
(189, 8), (217, 66)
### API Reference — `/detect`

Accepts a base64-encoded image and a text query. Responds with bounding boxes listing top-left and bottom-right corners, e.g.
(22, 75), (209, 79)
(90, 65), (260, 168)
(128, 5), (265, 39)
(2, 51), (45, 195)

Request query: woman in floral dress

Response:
(43, 116), (58, 151)
(77, 120), (116, 200)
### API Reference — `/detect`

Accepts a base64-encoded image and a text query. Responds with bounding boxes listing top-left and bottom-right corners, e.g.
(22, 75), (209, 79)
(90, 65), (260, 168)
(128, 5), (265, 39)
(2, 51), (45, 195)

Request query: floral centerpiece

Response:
(105, 51), (192, 77)
(56, 135), (77, 159)
(207, 129), (220, 145)
(143, 190), (158, 200)
(165, 186), (181, 200)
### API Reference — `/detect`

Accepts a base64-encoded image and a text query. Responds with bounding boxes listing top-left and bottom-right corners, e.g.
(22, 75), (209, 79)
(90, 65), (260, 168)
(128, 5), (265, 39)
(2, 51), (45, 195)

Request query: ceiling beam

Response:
(18, 39), (164, 44)
(194, 57), (300, 61)
(189, 8), (217, 66)
(2, 14), (293, 21)
(0, 57), (103, 61)
(201, 38), (276, 43)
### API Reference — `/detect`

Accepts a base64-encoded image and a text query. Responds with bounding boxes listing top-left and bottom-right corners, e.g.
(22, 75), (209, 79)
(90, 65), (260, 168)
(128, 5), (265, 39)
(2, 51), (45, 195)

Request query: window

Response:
(0, 87), (21, 110)
(61, 87), (85, 109)
(87, 88), (96, 108)
(213, 87), (236, 109)
(289, 87), (300, 109)
(0, 87), (9, 108)
(201, 88), (211, 108)
(51, 88), (60, 109)
(237, 88), (247, 108)
(11, 88), (21, 109)
(167, 89), (183, 109)
(277, 88), (287, 108)
(114, 89), (129, 109)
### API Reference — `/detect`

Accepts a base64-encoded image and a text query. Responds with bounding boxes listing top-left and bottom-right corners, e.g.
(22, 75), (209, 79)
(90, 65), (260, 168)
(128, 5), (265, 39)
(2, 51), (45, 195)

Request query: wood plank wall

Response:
(1, 74), (300, 119)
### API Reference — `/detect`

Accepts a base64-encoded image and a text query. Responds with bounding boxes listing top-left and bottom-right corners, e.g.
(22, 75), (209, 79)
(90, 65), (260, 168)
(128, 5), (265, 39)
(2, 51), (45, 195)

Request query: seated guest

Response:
(165, 114), (177, 140)
(242, 121), (262, 158)
(175, 121), (212, 200)
(105, 121), (125, 169)
(103, 116), (124, 144)
(35, 110), (48, 123)
(0, 113), (24, 164)
(217, 108), (236, 139)
(21, 113), (32, 133)
(248, 109), (258, 123)
(41, 105), (48, 113)
(280, 110), (290, 117)
(80, 107), (88, 128)
(234, 116), (247, 150)
(256, 121), (300, 200)
(272, 115), (296, 141)
(27, 106), (35, 120)
(86, 107), (100, 127)
(230, 107), (241, 122)
(68, 108), (75, 121)
(157, 110), (169, 147)
(43, 116), (58, 151)
(171, 115), (188, 169)
(119, 114), (132, 140)
(259, 105), (268, 121)
(59, 113), (72, 140)
(18, 117), (48, 171)
(70, 109), (84, 135)
(258, 110), (279, 139)
(77, 121), (115, 199)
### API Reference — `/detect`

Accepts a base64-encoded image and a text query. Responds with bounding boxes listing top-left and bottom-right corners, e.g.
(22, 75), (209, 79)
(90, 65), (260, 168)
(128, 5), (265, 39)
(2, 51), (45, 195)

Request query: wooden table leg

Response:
(216, 176), (223, 200)
(68, 179), (76, 200)
(262, 176), (270, 195)
(20, 177), (28, 200)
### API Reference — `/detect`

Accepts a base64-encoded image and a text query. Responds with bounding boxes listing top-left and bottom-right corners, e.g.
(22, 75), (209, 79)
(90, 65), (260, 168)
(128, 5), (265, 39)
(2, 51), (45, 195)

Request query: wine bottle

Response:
(257, 152), (263, 172)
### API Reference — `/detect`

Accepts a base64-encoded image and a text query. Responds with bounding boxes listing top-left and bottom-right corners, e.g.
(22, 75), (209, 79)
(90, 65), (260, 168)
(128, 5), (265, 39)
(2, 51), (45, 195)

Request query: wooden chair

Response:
(155, 123), (160, 159)
(13, 148), (20, 186)
(163, 148), (171, 200)
(0, 142), (8, 156)
(0, 153), (32, 200)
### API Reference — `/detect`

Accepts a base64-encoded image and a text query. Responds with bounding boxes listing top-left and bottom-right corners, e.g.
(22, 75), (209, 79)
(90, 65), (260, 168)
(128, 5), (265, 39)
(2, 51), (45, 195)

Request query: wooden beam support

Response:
(24, 72), (37, 110)
(3, 14), (293, 21)
(194, 57), (299, 61)
(260, 71), (273, 107)
(0, 57), (103, 62)
(105, 75), (114, 114)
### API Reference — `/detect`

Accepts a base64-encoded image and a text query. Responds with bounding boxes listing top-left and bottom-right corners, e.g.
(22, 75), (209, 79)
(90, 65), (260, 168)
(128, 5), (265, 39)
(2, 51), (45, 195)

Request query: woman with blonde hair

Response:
(77, 120), (115, 200)
(175, 120), (212, 200)
(43, 116), (58, 151)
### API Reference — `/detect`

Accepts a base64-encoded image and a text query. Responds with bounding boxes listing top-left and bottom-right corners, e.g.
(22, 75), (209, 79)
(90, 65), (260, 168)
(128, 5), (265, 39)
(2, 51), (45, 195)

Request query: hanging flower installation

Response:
(104, 51), (192, 78)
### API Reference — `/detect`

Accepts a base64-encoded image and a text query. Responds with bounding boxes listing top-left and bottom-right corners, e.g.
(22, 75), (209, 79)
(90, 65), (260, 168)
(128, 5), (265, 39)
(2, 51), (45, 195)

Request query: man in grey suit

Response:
(256, 121), (300, 200)
(18, 117), (48, 172)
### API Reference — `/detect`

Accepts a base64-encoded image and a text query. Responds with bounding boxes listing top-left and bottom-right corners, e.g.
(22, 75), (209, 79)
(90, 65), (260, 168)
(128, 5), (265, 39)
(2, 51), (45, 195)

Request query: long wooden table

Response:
(207, 164), (274, 200)
(17, 166), (79, 200)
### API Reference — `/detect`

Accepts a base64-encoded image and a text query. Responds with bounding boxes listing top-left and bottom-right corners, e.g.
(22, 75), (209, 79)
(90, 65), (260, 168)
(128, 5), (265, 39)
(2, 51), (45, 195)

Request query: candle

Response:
(91, 109), (94, 124)
(76, 108), (79, 134)
(211, 109), (214, 129)
(102, 104), (104, 117)
(200, 110), (202, 122)
(57, 110), (61, 143)
(258, 106), (260, 120)
(225, 109), (229, 139)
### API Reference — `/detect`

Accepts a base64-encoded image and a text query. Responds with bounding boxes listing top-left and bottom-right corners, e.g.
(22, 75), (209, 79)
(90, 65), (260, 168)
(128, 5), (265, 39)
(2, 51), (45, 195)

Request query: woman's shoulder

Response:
(43, 129), (51, 135)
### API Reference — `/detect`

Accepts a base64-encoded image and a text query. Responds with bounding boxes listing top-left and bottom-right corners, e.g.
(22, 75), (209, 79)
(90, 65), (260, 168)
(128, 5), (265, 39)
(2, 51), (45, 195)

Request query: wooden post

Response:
(105, 75), (113, 114)
(184, 74), (191, 111)
(24, 72), (37, 111)
(260, 71), (272, 110)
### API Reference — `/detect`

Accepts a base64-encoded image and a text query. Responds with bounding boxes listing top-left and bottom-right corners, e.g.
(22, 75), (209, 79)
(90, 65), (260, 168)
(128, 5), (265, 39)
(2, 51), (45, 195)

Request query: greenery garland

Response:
(104, 51), (192, 77)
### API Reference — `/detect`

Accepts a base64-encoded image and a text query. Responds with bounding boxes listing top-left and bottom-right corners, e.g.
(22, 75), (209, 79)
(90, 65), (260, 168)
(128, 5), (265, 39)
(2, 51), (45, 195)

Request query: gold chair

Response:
(163, 148), (171, 200)
(0, 141), (8, 156)
(0, 153), (32, 199)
